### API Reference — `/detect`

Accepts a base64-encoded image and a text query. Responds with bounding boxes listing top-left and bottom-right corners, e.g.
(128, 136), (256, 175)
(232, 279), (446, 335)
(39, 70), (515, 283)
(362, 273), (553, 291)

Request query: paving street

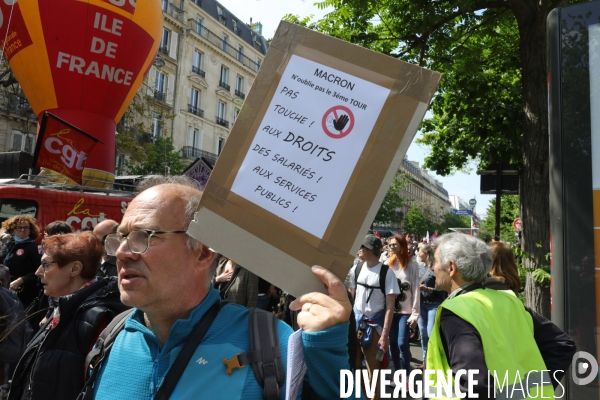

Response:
(382, 338), (425, 399)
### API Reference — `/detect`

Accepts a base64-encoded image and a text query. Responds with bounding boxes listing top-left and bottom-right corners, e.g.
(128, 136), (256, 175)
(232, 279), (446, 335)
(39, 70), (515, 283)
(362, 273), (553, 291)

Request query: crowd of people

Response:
(0, 174), (577, 400)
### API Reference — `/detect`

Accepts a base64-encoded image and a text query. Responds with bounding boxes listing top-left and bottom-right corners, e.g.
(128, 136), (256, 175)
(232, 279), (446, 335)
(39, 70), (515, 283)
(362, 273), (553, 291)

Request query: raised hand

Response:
(289, 265), (351, 332)
(333, 114), (349, 131)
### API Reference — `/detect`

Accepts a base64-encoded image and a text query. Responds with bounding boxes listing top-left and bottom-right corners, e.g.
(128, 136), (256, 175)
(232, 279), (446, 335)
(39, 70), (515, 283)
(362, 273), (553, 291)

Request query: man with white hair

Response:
(426, 233), (574, 399)
(90, 182), (357, 399)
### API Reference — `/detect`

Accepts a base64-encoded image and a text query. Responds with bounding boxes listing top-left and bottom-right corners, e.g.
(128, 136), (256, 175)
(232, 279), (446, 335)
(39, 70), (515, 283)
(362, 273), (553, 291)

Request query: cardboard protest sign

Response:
(187, 21), (441, 296)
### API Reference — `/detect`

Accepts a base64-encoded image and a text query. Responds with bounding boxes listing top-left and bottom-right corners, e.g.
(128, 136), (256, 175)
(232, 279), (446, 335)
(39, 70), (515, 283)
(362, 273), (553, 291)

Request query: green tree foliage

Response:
(404, 206), (429, 236)
(438, 212), (471, 233)
(480, 195), (520, 242)
(288, 0), (588, 317)
(123, 136), (186, 176)
(115, 89), (185, 176)
(373, 173), (408, 226)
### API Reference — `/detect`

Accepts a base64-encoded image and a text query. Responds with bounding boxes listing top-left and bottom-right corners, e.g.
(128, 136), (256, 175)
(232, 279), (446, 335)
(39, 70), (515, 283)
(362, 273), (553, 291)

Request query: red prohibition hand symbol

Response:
(322, 105), (355, 139)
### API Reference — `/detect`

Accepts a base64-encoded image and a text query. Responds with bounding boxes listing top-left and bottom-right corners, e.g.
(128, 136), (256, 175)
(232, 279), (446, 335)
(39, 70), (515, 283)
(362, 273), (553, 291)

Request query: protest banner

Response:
(187, 21), (441, 296)
(32, 112), (102, 185)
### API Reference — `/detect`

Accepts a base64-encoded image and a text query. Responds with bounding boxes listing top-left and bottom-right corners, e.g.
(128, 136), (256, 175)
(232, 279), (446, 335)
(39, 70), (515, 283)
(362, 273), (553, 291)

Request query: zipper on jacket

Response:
(150, 349), (163, 396)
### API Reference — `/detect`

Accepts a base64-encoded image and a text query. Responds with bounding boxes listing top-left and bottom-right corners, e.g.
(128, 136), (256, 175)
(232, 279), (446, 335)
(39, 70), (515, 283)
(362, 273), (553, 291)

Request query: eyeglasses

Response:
(104, 229), (187, 256)
(15, 226), (30, 232)
(40, 260), (57, 271)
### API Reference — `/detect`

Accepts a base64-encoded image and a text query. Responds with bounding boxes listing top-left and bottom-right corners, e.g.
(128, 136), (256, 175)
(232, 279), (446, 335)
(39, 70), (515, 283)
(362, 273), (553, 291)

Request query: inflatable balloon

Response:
(0, 0), (162, 186)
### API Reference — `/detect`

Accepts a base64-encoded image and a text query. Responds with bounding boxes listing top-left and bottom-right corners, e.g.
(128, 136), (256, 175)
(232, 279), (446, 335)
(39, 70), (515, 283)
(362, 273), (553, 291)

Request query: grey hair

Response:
(135, 175), (203, 251)
(419, 244), (435, 268)
(433, 233), (492, 283)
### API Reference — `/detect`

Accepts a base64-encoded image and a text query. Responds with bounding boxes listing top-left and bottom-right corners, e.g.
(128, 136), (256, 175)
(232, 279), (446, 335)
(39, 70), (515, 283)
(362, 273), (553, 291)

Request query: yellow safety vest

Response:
(426, 288), (555, 399)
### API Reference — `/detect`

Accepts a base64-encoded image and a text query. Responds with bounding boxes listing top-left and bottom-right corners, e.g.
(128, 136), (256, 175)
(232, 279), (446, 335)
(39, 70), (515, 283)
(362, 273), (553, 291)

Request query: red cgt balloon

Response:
(0, 0), (162, 186)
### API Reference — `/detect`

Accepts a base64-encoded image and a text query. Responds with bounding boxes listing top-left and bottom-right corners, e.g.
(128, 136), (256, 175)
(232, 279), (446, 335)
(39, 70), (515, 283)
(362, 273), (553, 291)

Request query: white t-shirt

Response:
(389, 260), (420, 318)
(352, 262), (400, 317)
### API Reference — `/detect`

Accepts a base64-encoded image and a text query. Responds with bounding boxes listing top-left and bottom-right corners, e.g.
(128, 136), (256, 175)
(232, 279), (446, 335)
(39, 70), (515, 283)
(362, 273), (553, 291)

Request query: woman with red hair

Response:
(8, 231), (128, 400)
(386, 235), (420, 382)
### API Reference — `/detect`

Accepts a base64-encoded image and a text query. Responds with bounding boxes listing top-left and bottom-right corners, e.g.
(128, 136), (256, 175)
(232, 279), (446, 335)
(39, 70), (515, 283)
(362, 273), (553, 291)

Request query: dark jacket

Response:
(0, 287), (33, 363)
(420, 269), (448, 304)
(97, 256), (117, 278)
(1, 240), (42, 307)
(8, 277), (129, 400)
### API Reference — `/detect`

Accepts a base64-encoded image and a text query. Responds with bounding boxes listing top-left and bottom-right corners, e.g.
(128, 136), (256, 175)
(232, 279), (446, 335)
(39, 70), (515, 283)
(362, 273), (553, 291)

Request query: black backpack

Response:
(354, 262), (389, 303)
(78, 302), (285, 400)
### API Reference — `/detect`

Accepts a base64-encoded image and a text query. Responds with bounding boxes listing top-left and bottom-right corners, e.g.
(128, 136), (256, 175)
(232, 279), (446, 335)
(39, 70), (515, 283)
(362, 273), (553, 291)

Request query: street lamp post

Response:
(469, 198), (477, 236)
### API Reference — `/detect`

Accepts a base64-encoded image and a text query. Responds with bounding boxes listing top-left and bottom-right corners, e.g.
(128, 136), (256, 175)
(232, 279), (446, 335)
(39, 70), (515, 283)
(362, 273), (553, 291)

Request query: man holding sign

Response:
(91, 181), (358, 399)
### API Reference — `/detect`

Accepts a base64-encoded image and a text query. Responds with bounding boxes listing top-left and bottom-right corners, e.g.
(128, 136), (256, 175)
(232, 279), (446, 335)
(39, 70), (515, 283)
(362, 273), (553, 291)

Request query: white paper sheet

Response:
(231, 55), (391, 238)
(285, 328), (307, 400)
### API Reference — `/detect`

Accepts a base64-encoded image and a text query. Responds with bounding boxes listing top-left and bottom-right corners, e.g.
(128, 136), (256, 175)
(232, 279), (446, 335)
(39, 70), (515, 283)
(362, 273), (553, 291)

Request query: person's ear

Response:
(196, 245), (216, 269)
(447, 260), (457, 277)
(71, 261), (83, 277)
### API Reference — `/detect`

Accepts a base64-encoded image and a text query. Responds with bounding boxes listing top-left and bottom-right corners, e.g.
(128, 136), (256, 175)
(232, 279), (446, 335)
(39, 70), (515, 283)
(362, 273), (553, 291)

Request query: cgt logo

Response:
(572, 351), (599, 386)
(44, 133), (88, 170)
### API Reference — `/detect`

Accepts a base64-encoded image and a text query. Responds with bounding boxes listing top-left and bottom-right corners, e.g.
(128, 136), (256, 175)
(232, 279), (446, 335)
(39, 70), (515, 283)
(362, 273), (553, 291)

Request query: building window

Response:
(193, 50), (202, 69)
(235, 76), (244, 99)
(160, 28), (170, 54)
(218, 101), (227, 119)
(219, 66), (230, 91)
(161, 0), (169, 11)
(220, 66), (228, 83)
(217, 137), (225, 155)
(194, 16), (204, 35)
(217, 5), (226, 24)
(190, 88), (200, 108)
(152, 113), (162, 138)
(256, 58), (262, 72)
(232, 19), (238, 32)
(155, 70), (165, 92)
(234, 108), (240, 121)
(10, 130), (33, 153)
(222, 34), (229, 52)
(237, 45), (244, 62)
(192, 50), (204, 77)
(188, 127), (202, 149)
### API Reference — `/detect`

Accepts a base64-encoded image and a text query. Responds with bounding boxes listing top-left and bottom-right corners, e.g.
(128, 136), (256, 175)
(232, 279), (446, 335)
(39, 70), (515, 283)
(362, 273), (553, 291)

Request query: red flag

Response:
(375, 231), (381, 238)
(32, 113), (102, 185)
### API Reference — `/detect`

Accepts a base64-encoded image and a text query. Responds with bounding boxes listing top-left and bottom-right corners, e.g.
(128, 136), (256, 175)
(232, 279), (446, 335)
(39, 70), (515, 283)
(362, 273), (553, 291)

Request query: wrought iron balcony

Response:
(187, 19), (262, 71)
(162, 2), (183, 22)
(153, 90), (166, 102)
(218, 81), (230, 91)
(190, 0), (201, 6)
(182, 147), (218, 166)
(216, 117), (229, 128)
(191, 65), (205, 78)
(188, 104), (204, 118)
(158, 46), (169, 55)
(235, 89), (245, 99)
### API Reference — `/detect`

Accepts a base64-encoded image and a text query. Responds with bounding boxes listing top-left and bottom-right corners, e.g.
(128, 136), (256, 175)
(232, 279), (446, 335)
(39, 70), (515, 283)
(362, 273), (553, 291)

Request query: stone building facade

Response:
(0, 92), (38, 157)
(398, 156), (453, 225)
(116, 0), (268, 171)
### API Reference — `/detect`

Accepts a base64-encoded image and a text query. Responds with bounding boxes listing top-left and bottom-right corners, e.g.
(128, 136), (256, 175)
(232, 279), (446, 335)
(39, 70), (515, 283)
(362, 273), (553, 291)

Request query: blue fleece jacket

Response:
(93, 288), (355, 399)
